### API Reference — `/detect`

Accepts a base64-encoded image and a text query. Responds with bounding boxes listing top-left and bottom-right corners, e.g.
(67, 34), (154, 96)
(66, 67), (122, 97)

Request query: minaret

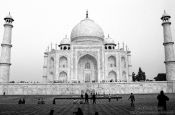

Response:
(43, 51), (48, 83)
(161, 11), (175, 81)
(0, 13), (14, 83)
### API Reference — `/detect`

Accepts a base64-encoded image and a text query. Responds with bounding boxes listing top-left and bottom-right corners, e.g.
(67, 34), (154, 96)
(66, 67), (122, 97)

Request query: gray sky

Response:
(0, 0), (175, 82)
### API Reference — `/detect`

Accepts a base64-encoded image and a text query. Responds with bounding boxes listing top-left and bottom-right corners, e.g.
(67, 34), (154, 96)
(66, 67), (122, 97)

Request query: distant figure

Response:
(18, 98), (22, 104)
(92, 93), (96, 104)
(85, 93), (89, 104)
(95, 112), (99, 115)
(128, 93), (135, 107)
(53, 99), (56, 104)
(22, 98), (25, 104)
(77, 108), (83, 115)
(81, 93), (83, 99)
(157, 90), (169, 111)
(108, 94), (111, 102)
(3, 92), (5, 96)
(49, 109), (54, 115)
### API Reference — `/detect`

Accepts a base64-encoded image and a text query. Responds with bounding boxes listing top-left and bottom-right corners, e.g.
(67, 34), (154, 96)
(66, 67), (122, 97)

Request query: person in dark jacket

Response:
(92, 93), (96, 104)
(128, 93), (135, 107)
(157, 90), (169, 111)
(85, 93), (89, 104)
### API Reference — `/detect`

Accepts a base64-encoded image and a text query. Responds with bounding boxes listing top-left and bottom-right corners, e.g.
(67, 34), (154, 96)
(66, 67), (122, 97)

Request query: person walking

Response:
(157, 90), (169, 111)
(128, 93), (135, 107)
(85, 93), (89, 104)
(92, 93), (96, 104)
(108, 94), (111, 102)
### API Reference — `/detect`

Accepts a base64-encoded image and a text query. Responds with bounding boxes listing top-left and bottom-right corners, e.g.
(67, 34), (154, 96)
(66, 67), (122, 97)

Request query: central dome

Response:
(70, 18), (104, 42)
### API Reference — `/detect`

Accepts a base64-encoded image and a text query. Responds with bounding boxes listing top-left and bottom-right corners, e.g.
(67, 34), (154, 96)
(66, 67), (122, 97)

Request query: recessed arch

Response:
(108, 55), (116, 67)
(108, 71), (117, 82)
(59, 71), (67, 82)
(121, 56), (126, 68)
(122, 71), (127, 81)
(78, 54), (98, 83)
(59, 56), (68, 68)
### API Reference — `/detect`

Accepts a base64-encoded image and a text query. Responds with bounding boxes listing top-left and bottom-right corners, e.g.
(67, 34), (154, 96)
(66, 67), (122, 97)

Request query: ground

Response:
(0, 94), (174, 115)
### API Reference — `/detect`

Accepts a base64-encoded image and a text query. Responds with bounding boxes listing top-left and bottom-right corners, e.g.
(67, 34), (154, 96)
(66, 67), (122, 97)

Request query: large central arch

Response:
(77, 54), (98, 83)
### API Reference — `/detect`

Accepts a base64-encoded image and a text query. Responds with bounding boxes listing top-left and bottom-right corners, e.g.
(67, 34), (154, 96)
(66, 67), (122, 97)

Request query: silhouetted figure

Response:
(18, 98), (22, 104)
(85, 93), (89, 104)
(22, 98), (25, 104)
(3, 92), (5, 96)
(81, 93), (83, 99)
(157, 90), (169, 111)
(92, 93), (96, 104)
(77, 108), (83, 115)
(49, 109), (54, 115)
(128, 93), (135, 107)
(108, 94), (111, 102)
(95, 112), (99, 115)
(53, 99), (56, 104)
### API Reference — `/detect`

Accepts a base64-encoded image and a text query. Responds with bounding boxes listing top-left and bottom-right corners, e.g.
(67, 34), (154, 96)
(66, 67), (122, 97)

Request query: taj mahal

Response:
(43, 11), (132, 84)
(0, 11), (174, 95)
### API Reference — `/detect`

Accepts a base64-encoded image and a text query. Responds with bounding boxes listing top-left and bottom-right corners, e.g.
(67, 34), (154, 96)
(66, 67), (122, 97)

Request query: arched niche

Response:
(121, 56), (126, 68)
(59, 71), (67, 82)
(59, 56), (68, 68)
(122, 71), (127, 81)
(108, 71), (117, 82)
(108, 55), (116, 67)
(78, 54), (98, 83)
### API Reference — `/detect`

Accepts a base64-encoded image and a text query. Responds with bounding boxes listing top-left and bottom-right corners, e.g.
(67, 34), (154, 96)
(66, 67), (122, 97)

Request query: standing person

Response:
(85, 93), (89, 104)
(92, 93), (96, 104)
(157, 90), (169, 111)
(108, 94), (111, 102)
(81, 93), (83, 99)
(128, 93), (135, 107)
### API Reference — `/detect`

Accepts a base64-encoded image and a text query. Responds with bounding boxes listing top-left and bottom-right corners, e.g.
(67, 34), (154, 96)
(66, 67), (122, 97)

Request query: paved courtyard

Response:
(0, 94), (174, 115)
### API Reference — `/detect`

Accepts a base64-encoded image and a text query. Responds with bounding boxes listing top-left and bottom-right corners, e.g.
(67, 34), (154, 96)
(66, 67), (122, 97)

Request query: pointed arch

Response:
(59, 56), (68, 68)
(108, 55), (116, 67)
(108, 71), (117, 82)
(122, 71), (127, 81)
(50, 57), (54, 69)
(59, 71), (67, 82)
(121, 56), (126, 68)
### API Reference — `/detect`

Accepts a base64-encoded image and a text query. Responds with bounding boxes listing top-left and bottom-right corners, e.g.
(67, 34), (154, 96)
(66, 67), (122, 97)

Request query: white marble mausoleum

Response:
(43, 12), (132, 83)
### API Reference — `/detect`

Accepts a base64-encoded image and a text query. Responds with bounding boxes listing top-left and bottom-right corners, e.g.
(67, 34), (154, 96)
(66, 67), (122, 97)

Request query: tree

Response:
(135, 67), (146, 81)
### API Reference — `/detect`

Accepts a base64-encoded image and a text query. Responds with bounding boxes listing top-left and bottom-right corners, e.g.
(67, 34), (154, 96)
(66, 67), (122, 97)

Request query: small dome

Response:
(71, 18), (104, 41)
(60, 36), (70, 44)
(161, 10), (171, 20)
(4, 12), (14, 21)
(105, 35), (115, 44)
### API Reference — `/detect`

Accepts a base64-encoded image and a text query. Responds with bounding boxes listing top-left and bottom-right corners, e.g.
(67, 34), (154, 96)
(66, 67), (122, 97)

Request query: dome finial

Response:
(86, 10), (88, 18)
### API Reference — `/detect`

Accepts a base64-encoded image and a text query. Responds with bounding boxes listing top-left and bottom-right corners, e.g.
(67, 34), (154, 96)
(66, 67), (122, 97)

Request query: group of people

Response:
(18, 98), (25, 104)
(128, 90), (169, 112)
(83, 92), (97, 104)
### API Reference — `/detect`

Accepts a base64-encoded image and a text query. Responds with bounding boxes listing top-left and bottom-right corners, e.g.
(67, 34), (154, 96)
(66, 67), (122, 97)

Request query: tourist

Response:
(18, 98), (22, 104)
(49, 109), (54, 115)
(22, 98), (25, 104)
(108, 94), (111, 102)
(92, 93), (96, 104)
(77, 107), (84, 115)
(3, 92), (5, 96)
(128, 93), (135, 107)
(53, 99), (56, 104)
(157, 90), (169, 111)
(85, 93), (89, 104)
(81, 93), (83, 99)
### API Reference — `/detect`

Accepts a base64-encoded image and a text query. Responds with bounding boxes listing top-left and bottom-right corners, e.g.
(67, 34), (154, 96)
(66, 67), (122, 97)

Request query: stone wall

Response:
(0, 81), (174, 95)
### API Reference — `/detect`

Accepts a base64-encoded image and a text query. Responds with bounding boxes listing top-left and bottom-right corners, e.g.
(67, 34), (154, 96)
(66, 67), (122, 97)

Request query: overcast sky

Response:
(0, 0), (175, 82)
